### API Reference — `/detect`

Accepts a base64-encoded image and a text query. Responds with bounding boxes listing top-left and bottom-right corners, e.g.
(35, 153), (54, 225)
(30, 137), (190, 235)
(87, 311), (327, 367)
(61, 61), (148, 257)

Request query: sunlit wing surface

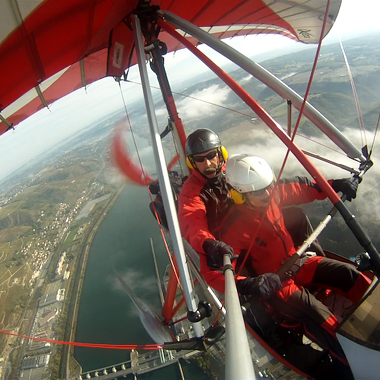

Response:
(0, 0), (341, 135)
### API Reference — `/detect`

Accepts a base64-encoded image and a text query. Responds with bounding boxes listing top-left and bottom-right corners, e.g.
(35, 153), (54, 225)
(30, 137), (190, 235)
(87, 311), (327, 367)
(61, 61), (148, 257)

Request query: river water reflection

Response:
(74, 184), (212, 379)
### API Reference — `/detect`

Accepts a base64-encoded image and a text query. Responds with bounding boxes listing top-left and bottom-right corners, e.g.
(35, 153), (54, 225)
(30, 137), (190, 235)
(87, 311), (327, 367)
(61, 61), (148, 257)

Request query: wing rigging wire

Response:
(126, 78), (258, 117)
(276, 0), (332, 184)
(337, 33), (380, 162)
(369, 111), (380, 158)
(117, 80), (152, 186)
(0, 329), (162, 350)
(338, 36), (367, 148)
(125, 79), (354, 162)
(297, 133), (350, 157)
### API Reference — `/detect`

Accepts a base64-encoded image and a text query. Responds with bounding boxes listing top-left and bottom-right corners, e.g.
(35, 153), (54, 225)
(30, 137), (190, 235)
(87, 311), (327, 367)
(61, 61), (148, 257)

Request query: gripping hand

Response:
(203, 239), (236, 270)
(236, 273), (283, 299)
(332, 178), (361, 201)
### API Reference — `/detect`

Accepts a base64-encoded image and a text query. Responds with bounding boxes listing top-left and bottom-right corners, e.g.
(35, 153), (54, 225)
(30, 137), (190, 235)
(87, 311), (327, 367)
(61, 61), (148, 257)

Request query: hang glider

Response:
(0, 0), (342, 134)
(6, 1), (380, 379)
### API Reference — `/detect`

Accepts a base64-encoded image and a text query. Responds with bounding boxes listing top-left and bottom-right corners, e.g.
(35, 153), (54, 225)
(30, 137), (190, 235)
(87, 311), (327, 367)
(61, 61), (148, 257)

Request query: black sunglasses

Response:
(193, 150), (218, 163)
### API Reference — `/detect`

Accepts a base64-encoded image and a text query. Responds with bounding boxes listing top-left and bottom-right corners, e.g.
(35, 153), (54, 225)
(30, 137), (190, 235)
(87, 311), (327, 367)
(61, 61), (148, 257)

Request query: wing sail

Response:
(0, 0), (341, 134)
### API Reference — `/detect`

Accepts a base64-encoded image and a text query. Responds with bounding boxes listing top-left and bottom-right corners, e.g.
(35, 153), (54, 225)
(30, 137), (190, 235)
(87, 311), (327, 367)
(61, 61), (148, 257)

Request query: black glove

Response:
(236, 273), (283, 299)
(331, 178), (360, 201)
(149, 181), (160, 195)
(203, 239), (236, 270)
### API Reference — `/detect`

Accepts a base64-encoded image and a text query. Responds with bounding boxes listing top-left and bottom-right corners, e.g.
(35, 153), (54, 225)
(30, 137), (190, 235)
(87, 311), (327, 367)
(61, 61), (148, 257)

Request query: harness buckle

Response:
(288, 251), (316, 277)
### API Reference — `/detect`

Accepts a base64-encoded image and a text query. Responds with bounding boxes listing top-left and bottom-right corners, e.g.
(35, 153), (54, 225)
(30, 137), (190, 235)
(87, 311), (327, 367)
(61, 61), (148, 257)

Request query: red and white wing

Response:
(0, 0), (342, 135)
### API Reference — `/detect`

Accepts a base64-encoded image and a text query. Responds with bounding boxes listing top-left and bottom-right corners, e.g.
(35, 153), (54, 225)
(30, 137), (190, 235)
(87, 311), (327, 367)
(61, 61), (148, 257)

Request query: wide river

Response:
(74, 184), (211, 379)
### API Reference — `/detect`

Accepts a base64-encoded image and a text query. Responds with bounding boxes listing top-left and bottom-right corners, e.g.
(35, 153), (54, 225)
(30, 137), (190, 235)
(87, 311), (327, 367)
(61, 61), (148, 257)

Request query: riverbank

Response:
(74, 185), (168, 371)
(61, 186), (124, 379)
(72, 184), (215, 379)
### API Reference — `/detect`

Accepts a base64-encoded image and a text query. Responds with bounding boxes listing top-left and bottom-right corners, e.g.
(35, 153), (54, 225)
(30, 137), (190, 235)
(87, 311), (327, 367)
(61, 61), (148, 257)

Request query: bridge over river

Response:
(78, 348), (194, 379)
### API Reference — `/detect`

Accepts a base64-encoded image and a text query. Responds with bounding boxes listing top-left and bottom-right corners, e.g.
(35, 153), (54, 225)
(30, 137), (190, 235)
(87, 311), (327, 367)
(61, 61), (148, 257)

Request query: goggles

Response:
(248, 181), (275, 197)
(193, 150), (218, 163)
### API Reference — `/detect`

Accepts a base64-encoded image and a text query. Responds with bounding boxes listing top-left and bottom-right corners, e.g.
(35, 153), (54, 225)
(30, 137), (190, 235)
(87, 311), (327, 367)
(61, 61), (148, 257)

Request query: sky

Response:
(0, 0), (380, 182)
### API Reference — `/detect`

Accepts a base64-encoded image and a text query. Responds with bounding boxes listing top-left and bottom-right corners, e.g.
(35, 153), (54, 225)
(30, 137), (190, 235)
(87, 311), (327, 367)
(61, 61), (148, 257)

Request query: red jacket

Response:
(178, 165), (230, 254)
(200, 177), (331, 294)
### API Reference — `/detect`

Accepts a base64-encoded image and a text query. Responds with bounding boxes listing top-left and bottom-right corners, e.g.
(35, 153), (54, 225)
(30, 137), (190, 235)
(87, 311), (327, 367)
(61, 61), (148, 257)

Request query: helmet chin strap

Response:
(246, 197), (259, 208)
(214, 148), (225, 175)
(247, 200), (267, 211)
(206, 170), (222, 183)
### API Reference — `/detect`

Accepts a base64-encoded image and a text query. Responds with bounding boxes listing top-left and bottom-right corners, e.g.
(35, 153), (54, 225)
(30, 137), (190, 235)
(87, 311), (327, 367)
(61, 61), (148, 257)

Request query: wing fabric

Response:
(0, 0), (342, 134)
(111, 124), (155, 186)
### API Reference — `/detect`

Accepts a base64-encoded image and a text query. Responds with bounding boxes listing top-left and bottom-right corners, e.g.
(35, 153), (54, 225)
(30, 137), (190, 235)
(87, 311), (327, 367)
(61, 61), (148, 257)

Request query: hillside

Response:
(0, 132), (121, 360)
(168, 32), (380, 140)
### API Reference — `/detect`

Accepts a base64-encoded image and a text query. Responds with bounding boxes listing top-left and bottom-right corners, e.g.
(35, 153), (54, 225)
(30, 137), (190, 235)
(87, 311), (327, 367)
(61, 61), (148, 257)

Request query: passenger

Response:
(200, 153), (370, 374)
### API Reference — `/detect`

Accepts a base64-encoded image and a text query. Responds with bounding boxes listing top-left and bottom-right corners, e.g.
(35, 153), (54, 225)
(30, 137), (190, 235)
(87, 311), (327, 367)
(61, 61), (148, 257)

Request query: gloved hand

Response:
(203, 239), (237, 270)
(236, 273), (283, 299)
(332, 178), (361, 201)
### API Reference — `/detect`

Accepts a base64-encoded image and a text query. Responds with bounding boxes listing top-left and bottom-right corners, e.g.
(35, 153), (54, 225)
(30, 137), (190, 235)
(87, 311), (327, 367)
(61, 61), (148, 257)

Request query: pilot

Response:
(178, 128), (235, 267)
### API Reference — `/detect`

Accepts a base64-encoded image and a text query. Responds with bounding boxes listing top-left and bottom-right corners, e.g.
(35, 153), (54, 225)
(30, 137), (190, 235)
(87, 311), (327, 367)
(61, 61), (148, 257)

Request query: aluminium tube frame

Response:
(131, 14), (203, 338)
(224, 254), (256, 380)
(185, 253), (226, 316)
(0, 114), (12, 129)
(161, 10), (366, 163)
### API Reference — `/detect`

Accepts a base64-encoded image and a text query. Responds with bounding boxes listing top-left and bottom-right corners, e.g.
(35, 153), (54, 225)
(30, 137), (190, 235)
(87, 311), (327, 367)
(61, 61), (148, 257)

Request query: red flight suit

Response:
(178, 164), (231, 254)
(199, 176), (371, 365)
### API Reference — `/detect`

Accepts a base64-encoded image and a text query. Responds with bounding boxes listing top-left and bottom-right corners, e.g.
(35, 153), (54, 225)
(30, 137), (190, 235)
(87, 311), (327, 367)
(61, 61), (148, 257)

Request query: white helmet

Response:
(225, 154), (274, 193)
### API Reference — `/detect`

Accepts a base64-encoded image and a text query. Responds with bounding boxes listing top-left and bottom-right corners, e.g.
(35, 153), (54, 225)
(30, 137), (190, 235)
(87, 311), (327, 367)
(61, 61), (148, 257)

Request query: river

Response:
(74, 184), (212, 379)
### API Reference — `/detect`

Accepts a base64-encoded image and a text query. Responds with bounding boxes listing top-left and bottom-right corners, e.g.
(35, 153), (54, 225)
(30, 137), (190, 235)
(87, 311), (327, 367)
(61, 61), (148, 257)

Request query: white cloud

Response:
(176, 84), (231, 120)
